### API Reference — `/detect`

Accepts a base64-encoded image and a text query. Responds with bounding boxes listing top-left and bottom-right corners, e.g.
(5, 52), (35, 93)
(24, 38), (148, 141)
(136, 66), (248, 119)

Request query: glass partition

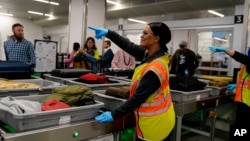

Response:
(197, 30), (232, 76)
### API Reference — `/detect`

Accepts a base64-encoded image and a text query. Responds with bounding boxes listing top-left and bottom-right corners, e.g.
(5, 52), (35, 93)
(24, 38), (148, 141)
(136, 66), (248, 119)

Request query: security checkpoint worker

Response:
(209, 46), (250, 140)
(89, 22), (175, 141)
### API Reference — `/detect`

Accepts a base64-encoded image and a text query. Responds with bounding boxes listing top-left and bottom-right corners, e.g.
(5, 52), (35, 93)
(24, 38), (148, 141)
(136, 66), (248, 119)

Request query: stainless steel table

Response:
(173, 93), (234, 141)
(0, 119), (129, 141)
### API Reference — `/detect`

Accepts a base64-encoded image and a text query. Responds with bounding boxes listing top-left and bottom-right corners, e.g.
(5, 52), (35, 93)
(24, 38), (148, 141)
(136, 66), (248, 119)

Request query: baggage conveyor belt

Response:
(0, 93), (234, 141)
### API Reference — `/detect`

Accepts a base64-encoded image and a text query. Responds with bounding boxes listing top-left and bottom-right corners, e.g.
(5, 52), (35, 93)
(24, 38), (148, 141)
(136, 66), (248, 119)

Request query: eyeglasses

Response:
(142, 30), (154, 36)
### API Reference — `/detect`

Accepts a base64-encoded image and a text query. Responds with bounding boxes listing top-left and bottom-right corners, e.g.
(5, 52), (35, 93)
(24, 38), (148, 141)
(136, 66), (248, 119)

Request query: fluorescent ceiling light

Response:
(49, 2), (59, 5)
(214, 37), (227, 42)
(0, 12), (13, 16)
(208, 10), (224, 17)
(34, 0), (48, 4)
(107, 0), (120, 5)
(128, 18), (147, 24)
(33, 0), (59, 6)
(28, 10), (43, 16)
(44, 13), (53, 17)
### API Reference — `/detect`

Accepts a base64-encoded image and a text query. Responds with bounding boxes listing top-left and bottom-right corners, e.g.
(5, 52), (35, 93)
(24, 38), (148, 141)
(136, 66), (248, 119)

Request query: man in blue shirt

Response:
(4, 23), (36, 67)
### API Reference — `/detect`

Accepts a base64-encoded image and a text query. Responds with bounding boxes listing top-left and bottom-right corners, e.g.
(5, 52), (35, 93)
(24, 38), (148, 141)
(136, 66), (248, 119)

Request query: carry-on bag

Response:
(0, 61), (32, 79)
(51, 68), (92, 78)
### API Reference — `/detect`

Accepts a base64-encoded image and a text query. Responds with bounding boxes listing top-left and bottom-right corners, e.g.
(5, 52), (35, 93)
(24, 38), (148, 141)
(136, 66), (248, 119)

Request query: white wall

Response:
(85, 0), (105, 54)
(43, 25), (69, 54)
(0, 15), (43, 60)
(42, 17), (234, 53)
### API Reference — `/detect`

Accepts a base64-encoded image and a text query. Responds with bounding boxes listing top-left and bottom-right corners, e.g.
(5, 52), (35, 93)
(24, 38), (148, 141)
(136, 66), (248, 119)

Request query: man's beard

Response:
(13, 33), (24, 41)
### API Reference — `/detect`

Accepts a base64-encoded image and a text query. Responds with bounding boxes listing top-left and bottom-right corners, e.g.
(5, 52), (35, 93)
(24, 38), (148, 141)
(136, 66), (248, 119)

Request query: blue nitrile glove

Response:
(227, 84), (236, 91)
(88, 26), (108, 40)
(208, 46), (227, 53)
(95, 111), (113, 123)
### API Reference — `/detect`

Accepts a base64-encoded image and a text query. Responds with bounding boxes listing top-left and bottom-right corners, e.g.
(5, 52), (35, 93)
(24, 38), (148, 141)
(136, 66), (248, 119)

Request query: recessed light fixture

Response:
(28, 10), (43, 15)
(44, 13), (53, 17)
(0, 12), (13, 16)
(208, 10), (224, 17)
(214, 37), (227, 42)
(33, 0), (59, 6)
(28, 11), (54, 17)
(128, 18), (147, 24)
(0, 5), (2, 8)
(107, 0), (120, 5)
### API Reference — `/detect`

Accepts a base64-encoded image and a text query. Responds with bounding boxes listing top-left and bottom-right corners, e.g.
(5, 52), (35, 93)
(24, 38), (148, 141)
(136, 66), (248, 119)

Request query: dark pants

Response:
(235, 102), (250, 126)
(229, 102), (250, 141)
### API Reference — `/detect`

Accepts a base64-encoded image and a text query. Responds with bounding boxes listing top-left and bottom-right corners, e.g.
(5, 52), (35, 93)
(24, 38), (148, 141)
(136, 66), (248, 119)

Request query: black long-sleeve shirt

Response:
(106, 30), (164, 119)
(232, 51), (250, 67)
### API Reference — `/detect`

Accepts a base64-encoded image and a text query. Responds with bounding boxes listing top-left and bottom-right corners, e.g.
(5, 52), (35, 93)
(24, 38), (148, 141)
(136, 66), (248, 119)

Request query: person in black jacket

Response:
(209, 46), (250, 141)
(88, 22), (175, 141)
(101, 40), (114, 70)
(170, 41), (199, 76)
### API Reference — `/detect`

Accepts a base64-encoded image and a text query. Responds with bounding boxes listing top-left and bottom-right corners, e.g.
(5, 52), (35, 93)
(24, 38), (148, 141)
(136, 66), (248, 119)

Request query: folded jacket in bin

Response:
(169, 75), (206, 91)
(42, 99), (70, 111)
(105, 86), (130, 99)
(79, 73), (109, 84)
(75, 73), (120, 84)
(209, 80), (228, 87)
(42, 85), (95, 106)
(0, 94), (104, 132)
(0, 79), (41, 89)
(0, 96), (41, 114)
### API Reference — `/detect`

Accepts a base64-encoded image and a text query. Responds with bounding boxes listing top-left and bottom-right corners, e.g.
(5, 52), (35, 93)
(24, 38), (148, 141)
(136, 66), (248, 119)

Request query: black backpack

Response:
(169, 75), (206, 91)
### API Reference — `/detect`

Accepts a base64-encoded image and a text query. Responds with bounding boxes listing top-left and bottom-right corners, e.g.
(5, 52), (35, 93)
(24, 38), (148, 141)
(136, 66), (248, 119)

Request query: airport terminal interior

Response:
(0, 0), (249, 141)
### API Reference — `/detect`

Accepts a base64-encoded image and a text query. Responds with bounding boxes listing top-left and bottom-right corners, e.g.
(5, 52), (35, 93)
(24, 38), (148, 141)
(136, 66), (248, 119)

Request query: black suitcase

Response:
(0, 61), (32, 79)
(104, 68), (134, 79)
(51, 69), (92, 78)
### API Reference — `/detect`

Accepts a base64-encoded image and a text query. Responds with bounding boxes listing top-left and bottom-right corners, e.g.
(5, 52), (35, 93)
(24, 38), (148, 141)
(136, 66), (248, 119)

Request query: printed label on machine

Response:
(59, 116), (71, 125)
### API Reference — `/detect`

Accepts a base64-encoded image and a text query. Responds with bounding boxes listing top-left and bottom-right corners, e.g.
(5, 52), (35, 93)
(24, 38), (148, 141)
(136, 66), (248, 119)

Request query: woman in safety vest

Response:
(88, 22), (175, 141)
(209, 46), (250, 140)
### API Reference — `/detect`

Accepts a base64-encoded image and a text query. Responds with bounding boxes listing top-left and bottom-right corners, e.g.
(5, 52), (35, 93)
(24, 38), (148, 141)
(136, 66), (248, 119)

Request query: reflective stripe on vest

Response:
(235, 66), (250, 107)
(135, 94), (172, 116)
(131, 54), (175, 140)
(131, 57), (172, 117)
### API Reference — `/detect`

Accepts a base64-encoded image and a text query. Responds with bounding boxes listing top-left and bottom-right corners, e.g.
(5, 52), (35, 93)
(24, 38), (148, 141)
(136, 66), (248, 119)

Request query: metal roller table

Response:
(173, 93), (235, 141)
(0, 115), (135, 141)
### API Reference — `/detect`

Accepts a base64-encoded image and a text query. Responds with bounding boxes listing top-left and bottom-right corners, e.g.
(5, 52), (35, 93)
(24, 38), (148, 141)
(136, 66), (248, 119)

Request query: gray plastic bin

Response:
(171, 88), (212, 103)
(43, 74), (77, 84)
(206, 86), (227, 96)
(94, 90), (127, 111)
(65, 77), (131, 91)
(0, 79), (65, 97)
(0, 94), (104, 132)
(106, 75), (131, 82)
